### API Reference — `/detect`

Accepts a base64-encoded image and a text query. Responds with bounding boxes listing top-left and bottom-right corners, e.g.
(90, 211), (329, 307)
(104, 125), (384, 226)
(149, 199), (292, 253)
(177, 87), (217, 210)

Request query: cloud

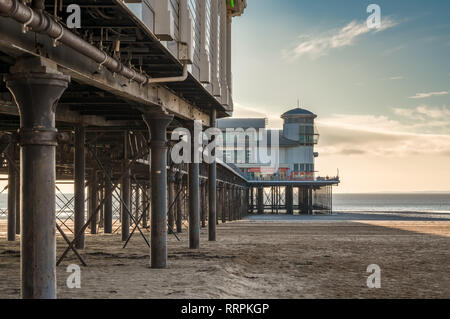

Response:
(389, 76), (404, 80)
(409, 91), (449, 99)
(286, 18), (398, 60)
(316, 110), (450, 157)
(392, 105), (450, 133)
(233, 103), (450, 159)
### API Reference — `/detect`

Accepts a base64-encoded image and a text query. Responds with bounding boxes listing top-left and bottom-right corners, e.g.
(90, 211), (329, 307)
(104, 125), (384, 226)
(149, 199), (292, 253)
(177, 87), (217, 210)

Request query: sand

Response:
(0, 214), (449, 299)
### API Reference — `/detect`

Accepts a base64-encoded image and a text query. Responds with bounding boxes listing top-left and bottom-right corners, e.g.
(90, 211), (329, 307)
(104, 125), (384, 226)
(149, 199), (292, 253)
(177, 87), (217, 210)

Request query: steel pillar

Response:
(143, 113), (173, 268)
(286, 185), (293, 215)
(7, 145), (16, 241)
(134, 185), (140, 222)
(249, 187), (254, 214)
(216, 185), (220, 225)
(188, 126), (200, 249)
(168, 170), (175, 233)
(176, 173), (183, 233)
(208, 109), (217, 240)
(89, 170), (98, 234)
(99, 186), (104, 228)
(227, 186), (232, 221)
(308, 188), (313, 215)
(201, 181), (206, 228)
(104, 165), (113, 233)
(243, 187), (249, 217)
(257, 187), (264, 215)
(221, 184), (226, 223)
(15, 157), (20, 235)
(74, 125), (85, 248)
(143, 185), (150, 228)
(121, 131), (131, 241)
(5, 57), (69, 299)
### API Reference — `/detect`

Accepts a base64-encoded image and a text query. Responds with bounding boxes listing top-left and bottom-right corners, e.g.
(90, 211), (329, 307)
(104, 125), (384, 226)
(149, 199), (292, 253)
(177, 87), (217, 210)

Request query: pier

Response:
(0, 0), (337, 299)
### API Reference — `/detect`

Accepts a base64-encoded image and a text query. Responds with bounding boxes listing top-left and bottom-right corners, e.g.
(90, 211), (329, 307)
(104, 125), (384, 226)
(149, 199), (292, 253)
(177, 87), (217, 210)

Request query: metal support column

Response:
(201, 181), (206, 228)
(15, 157), (20, 235)
(308, 188), (313, 215)
(168, 170), (175, 233)
(5, 57), (70, 299)
(243, 187), (249, 217)
(89, 170), (98, 234)
(74, 125), (85, 248)
(228, 185), (233, 221)
(176, 174), (183, 233)
(221, 184), (226, 223)
(121, 131), (131, 241)
(104, 165), (113, 233)
(142, 112), (173, 268)
(286, 185), (293, 215)
(257, 187), (264, 215)
(188, 125), (200, 249)
(208, 109), (217, 240)
(7, 145), (16, 241)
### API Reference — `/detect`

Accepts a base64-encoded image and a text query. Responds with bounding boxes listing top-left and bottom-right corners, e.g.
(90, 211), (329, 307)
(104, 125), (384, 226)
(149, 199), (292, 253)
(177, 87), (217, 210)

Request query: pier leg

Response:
(99, 187), (104, 229)
(286, 185), (293, 215)
(168, 171), (175, 233)
(228, 186), (232, 221)
(308, 188), (313, 215)
(188, 126), (200, 249)
(143, 113), (173, 268)
(7, 145), (16, 241)
(15, 156), (20, 235)
(208, 110), (217, 240)
(134, 185), (140, 222)
(249, 187), (253, 214)
(257, 187), (264, 215)
(121, 132), (131, 241)
(104, 165), (113, 233)
(243, 187), (249, 218)
(200, 181), (206, 228)
(74, 125), (85, 248)
(221, 184), (226, 223)
(89, 170), (98, 234)
(6, 57), (69, 299)
(216, 185), (220, 225)
(143, 184), (150, 228)
(176, 174), (183, 233)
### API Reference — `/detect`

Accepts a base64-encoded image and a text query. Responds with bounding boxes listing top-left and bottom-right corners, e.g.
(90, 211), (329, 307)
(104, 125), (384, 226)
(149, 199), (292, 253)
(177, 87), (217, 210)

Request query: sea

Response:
(333, 193), (450, 214)
(1, 193), (450, 214)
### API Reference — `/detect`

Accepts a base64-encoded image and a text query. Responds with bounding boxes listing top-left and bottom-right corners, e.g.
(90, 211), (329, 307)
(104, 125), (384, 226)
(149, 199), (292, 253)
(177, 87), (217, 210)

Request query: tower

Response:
(281, 107), (319, 180)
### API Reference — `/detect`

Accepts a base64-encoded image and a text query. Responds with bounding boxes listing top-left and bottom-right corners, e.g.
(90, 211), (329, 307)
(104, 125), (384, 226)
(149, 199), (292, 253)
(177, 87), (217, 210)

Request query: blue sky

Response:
(232, 0), (450, 193)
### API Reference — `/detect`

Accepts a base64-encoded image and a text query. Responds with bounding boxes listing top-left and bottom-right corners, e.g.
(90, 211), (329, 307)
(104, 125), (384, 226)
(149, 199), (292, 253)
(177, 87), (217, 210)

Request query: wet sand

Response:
(0, 213), (449, 299)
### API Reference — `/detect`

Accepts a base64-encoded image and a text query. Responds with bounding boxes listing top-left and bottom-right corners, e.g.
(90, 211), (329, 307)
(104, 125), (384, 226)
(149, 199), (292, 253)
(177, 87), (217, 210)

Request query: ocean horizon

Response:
(1, 192), (449, 214)
(333, 193), (450, 214)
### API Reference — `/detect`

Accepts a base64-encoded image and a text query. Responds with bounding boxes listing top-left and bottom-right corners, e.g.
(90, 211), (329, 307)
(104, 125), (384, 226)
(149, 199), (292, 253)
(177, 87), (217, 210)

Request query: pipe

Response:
(0, 0), (188, 85)
(148, 64), (188, 84)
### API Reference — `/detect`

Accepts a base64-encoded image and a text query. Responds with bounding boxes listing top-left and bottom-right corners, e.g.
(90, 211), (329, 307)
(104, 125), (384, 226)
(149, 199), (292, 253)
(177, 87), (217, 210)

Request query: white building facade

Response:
(217, 107), (320, 181)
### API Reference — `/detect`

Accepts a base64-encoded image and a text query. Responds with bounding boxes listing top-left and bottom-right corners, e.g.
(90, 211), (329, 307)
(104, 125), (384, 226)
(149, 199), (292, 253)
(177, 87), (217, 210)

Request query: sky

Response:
(231, 0), (450, 193)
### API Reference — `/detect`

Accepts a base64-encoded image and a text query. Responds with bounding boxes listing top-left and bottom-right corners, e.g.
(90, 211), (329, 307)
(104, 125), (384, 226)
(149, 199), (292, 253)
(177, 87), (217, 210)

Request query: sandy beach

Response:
(0, 213), (449, 299)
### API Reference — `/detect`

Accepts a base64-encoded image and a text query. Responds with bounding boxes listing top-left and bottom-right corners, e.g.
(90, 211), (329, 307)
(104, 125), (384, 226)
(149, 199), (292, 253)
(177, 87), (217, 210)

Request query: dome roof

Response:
(281, 107), (316, 118)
